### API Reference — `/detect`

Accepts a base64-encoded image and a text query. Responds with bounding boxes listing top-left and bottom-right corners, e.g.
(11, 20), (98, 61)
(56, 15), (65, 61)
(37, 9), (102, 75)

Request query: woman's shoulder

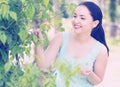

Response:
(51, 32), (63, 44)
(97, 41), (108, 59)
(51, 32), (66, 46)
(96, 41), (107, 53)
(54, 32), (63, 38)
(54, 31), (69, 40)
(97, 42), (107, 52)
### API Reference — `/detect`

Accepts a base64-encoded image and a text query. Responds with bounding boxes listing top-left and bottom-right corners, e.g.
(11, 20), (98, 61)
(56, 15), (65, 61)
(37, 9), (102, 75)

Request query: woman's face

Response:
(72, 5), (98, 34)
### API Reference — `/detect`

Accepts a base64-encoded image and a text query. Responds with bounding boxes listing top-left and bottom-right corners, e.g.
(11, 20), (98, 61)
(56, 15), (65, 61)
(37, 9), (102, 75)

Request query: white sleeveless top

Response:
(55, 32), (103, 87)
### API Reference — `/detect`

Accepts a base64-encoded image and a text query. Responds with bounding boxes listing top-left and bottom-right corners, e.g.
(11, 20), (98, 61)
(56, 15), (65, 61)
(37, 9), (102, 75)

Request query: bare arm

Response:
(35, 32), (62, 70)
(81, 45), (108, 85)
(90, 45), (108, 85)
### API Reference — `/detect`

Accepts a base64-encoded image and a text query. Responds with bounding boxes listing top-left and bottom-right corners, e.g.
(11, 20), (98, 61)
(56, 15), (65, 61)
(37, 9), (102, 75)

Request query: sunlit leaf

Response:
(19, 28), (28, 42)
(1, 4), (9, 19)
(0, 49), (8, 63)
(58, 0), (62, 4)
(0, 0), (9, 4)
(0, 31), (7, 45)
(21, 0), (25, 4)
(6, 82), (13, 87)
(25, 3), (35, 20)
(71, 66), (81, 76)
(43, 0), (49, 7)
(32, 34), (39, 45)
(9, 11), (17, 21)
(4, 60), (12, 73)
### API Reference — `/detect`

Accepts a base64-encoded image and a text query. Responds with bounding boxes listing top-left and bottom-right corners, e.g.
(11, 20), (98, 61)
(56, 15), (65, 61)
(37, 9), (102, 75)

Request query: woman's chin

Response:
(74, 29), (82, 34)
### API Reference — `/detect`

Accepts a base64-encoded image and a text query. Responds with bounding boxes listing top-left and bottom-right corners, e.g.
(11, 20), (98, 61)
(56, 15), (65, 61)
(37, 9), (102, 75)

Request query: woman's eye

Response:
(81, 17), (85, 20)
(73, 15), (77, 18)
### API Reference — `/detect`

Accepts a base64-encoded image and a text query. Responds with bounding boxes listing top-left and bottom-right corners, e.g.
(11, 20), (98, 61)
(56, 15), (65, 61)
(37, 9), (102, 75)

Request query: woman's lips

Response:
(74, 24), (82, 29)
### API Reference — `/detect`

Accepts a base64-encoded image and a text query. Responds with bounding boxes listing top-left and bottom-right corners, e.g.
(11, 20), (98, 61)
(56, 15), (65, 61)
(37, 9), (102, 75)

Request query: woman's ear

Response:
(93, 20), (99, 28)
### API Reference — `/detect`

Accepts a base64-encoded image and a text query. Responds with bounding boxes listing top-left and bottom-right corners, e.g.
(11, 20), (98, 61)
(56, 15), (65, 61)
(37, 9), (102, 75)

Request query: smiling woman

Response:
(34, 1), (109, 87)
(72, 5), (96, 34)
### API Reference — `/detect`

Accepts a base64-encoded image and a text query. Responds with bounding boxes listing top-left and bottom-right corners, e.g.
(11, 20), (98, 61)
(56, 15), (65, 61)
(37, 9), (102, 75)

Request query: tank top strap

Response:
(58, 32), (69, 56)
(90, 41), (103, 60)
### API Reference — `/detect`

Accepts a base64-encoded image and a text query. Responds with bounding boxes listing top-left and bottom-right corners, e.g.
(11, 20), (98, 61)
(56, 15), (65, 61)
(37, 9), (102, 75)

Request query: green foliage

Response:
(116, 0), (120, 22)
(0, 58), (24, 87)
(0, 0), (53, 86)
(66, 3), (77, 17)
(3, 61), (40, 87)
(109, 0), (117, 22)
(55, 60), (81, 87)
(108, 37), (120, 46)
(60, 0), (69, 18)
(18, 63), (41, 87)
(54, 17), (64, 32)
(0, 0), (78, 86)
(40, 69), (56, 87)
(0, 30), (7, 45)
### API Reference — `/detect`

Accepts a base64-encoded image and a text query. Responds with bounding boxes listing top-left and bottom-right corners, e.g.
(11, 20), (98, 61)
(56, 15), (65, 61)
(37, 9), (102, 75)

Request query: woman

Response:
(35, 1), (109, 87)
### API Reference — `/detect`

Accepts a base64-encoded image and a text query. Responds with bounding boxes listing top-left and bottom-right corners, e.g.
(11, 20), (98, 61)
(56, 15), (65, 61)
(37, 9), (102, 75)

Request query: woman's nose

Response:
(74, 17), (80, 23)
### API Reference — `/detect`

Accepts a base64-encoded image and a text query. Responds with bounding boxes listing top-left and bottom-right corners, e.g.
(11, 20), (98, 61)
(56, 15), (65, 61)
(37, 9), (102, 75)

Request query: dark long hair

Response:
(79, 1), (109, 55)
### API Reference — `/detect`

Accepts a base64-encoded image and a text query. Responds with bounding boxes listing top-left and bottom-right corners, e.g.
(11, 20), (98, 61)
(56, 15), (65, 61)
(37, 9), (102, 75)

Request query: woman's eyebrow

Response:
(74, 13), (84, 16)
(79, 14), (84, 16)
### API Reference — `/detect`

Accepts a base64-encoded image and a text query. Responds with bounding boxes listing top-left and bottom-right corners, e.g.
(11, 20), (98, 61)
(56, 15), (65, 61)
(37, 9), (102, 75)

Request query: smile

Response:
(74, 25), (82, 29)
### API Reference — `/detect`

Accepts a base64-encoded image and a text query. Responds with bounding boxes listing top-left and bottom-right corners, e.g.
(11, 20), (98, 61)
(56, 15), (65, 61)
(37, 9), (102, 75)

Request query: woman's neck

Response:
(72, 32), (94, 44)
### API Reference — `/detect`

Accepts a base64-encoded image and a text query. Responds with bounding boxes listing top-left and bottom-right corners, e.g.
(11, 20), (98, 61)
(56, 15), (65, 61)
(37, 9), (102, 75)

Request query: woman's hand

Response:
(81, 68), (102, 85)
(34, 29), (43, 40)
(80, 68), (92, 76)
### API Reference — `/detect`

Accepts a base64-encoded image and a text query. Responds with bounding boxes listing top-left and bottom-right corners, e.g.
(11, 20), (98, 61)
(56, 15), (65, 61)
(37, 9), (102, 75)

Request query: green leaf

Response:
(48, 4), (53, 12)
(21, 0), (25, 4)
(0, 49), (8, 63)
(0, 79), (4, 87)
(43, 0), (49, 7)
(0, 0), (9, 4)
(11, 46), (20, 57)
(18, 69), (24, 76)
(4, 60), (12, 73)
(25, 3), (35, 20)
(6, 82), (13, 87)
(1, 4), (9, 19)
(0, 10), (1, 20)
(8, 40), (16, 50)
(71, 66), (81, 76)
(19, 28), (28, 42)
(58, 0), (62, 4)
(55, 18), (61, 26)
(0, 15), (1, 20)
(9, 11), (17, 21)
(0, 31), (7, 45)
(55, 60), (81, 87)
(42, 11), (51, 21)
(59, 27), (64, 32)
(32, 35), (39, 45)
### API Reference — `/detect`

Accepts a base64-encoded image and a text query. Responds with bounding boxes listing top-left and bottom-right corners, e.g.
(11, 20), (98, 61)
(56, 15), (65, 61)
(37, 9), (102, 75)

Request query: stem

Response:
(15, 54), (20, 68)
